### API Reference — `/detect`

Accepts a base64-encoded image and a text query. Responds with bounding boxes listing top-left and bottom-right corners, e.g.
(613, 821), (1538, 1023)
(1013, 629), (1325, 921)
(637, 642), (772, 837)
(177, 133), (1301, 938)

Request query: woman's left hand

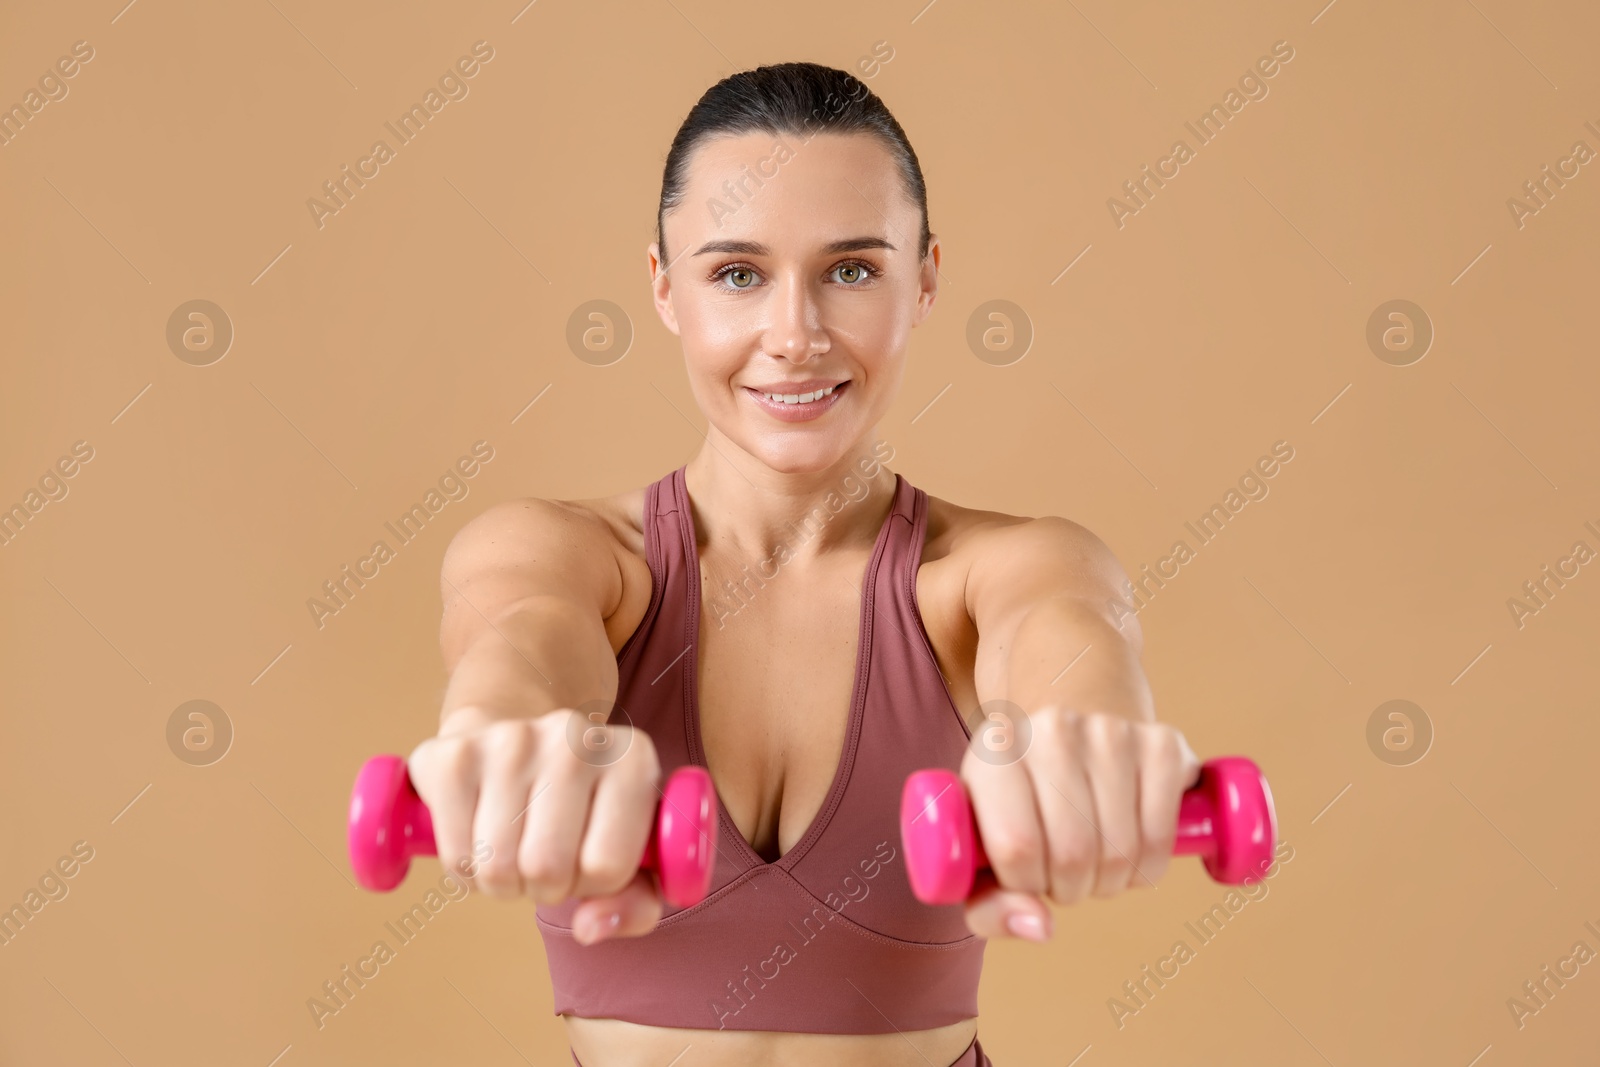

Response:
(959, 705), (1202, 942)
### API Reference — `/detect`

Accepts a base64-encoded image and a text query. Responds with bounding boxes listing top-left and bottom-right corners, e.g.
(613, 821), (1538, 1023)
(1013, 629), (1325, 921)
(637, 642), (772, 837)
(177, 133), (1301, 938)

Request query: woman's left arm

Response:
(961, 516), (1202, 942)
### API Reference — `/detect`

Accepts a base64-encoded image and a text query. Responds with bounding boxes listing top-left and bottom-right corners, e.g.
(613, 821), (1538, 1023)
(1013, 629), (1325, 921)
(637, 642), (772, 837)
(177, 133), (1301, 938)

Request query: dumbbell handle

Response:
(347, 755), (717, 908)
(900, 756), (1277, 905)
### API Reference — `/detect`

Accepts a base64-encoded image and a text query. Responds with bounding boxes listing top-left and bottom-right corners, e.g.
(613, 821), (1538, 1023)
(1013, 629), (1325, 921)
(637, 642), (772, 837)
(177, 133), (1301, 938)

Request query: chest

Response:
(694, 550), (977, 863)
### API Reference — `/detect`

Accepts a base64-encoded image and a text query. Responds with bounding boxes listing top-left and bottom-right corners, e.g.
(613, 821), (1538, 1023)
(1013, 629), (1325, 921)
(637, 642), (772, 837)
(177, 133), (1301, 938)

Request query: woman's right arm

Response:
(435, 497), (625, 732)
(406, 498), (665, 944)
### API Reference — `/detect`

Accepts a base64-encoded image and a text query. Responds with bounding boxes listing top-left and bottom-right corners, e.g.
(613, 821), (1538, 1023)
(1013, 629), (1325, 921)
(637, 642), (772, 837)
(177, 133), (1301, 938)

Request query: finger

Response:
(1080, 714), (1143, 897)
(517, 758), (594, 904)
(570, 745), (658, 899)
(1025, 712), (1100, 906)
(962, 749), (1048, 897)
(1133, 725), (1200, 888)
(472, 722), (542, 898)
(408, 736), (480, 889)
(961, 870), (1053, 942)
(571, 870), (665, 945)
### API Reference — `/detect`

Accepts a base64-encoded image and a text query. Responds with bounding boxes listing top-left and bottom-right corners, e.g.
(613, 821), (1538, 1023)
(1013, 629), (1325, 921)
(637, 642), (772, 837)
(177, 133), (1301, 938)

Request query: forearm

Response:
(439, 596), (619, 734)
(1002, 597), (1155, 724)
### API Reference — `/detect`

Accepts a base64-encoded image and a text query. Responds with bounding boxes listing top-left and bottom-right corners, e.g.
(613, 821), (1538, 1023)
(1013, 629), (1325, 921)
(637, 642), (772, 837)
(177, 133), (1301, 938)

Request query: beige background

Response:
(3, 0), (1598, 1064)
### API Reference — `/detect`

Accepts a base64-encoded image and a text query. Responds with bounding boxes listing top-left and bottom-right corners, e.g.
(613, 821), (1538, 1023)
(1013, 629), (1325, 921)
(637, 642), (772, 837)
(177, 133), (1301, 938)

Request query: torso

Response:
(559, 474), (1005, 1067)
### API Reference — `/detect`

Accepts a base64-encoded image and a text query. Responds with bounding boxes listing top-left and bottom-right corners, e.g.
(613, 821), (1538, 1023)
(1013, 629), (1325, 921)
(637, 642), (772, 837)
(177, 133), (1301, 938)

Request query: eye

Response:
(708, 258), (884, 292)
(710, 263), (761, 290)
(832, 260), (883, 286)
(831, 260), (882, 285)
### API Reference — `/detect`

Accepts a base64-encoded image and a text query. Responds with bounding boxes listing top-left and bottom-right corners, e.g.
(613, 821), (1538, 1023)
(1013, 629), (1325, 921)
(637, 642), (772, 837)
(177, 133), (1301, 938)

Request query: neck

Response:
(681, 433), (897, 565)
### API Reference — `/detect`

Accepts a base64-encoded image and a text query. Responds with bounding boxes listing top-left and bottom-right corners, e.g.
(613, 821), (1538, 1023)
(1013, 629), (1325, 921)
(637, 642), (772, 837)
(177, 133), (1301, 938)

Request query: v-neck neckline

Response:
(675, 465), (903, 871)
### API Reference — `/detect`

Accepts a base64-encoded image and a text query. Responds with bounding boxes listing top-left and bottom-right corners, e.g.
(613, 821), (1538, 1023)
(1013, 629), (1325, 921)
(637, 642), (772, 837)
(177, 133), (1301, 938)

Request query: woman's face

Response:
(650, 131), (939, 475)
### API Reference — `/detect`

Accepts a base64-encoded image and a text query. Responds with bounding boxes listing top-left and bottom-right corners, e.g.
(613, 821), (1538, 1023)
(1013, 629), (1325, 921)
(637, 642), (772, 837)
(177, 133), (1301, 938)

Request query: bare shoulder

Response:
(923, 493), (1109, 565)
(911, 492), (1123, 709)
(921, 492), (1126, 609)
(554, 485), (650, 563)
(441, 487), (653, 651)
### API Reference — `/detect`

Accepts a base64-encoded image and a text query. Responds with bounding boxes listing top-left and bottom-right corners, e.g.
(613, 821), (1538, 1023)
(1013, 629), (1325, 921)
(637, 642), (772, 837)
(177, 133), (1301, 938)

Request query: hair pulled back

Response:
(656, 61), (930, 266)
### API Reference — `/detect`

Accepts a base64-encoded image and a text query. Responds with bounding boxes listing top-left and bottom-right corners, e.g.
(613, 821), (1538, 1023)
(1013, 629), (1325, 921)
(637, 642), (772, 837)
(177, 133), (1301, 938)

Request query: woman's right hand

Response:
(407, 708), (668, 945)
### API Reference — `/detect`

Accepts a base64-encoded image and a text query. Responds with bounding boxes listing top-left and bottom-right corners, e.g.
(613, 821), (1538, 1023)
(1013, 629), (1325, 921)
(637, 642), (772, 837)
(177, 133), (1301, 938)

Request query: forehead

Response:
(669, 130), (915, 250)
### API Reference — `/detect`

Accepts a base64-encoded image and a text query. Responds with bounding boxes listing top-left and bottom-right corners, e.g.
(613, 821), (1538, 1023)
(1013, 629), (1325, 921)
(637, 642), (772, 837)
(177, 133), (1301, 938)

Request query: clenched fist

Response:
(406, 709), (669, 944)
(960, 707), (1202, 941)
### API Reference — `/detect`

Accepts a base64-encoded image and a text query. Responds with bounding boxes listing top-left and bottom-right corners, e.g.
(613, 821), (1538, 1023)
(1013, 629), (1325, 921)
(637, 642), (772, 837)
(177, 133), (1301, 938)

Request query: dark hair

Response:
(656, 61), (930, 267)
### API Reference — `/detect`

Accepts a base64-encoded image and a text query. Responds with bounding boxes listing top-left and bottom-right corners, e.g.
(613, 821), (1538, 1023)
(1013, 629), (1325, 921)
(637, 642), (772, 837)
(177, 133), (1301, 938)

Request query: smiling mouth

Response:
(751, 382), (845, 404)
(743, 381), (850, 419)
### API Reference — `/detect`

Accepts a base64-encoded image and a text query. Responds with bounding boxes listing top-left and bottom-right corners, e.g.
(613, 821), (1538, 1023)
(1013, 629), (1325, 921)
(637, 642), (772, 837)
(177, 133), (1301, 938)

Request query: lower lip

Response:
(745, 382), (848, 422)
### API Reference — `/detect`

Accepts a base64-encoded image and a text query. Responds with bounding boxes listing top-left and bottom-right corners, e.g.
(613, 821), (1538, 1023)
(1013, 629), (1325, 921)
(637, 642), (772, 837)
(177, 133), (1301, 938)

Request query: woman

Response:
(409, 62), (1201, 1067)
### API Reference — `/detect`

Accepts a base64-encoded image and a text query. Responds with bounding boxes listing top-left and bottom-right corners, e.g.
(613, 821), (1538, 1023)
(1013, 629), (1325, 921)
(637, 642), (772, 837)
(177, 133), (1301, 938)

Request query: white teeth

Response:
(761, 384), (839, 404)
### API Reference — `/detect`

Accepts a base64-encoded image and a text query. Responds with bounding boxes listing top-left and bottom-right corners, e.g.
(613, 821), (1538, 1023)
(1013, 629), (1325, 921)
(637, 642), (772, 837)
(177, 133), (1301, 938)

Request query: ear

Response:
(648, 242), (682, 336)
(912, 234), (941, 325)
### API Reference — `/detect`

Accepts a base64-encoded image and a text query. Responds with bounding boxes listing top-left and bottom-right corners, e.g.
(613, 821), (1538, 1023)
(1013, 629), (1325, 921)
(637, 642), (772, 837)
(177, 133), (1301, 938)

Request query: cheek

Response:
(675, 290), (759, 348)
(676, 309), (750, 379)
(836, 315), (907, 384)
(839, 305), (901, 346)
(840, 280), (915, 349)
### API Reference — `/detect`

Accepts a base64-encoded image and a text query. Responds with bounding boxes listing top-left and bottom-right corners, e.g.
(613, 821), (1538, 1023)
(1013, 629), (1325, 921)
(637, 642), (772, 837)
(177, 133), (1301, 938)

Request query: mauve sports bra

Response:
(534, 464), (987, 1034)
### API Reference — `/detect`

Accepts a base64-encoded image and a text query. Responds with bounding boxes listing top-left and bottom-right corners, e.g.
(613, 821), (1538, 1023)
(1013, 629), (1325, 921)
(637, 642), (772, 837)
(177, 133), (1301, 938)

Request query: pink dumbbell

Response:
(900, 756), (1277, 905)
(347, 755), (718, 907)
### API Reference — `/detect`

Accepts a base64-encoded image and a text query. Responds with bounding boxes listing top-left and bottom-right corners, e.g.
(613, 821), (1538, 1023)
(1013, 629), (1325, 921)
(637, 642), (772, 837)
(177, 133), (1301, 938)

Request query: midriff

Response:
(565, 1014), (979, 1067)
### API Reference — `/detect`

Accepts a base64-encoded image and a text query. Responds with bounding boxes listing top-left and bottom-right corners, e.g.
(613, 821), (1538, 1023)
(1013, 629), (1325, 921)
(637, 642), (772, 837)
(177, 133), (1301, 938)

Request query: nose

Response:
(763, 272), (829, 363)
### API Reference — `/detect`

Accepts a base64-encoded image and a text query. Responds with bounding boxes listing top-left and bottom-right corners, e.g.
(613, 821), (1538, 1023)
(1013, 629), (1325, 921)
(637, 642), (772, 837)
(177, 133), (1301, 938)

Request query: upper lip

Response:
(746, 379), (849, 394)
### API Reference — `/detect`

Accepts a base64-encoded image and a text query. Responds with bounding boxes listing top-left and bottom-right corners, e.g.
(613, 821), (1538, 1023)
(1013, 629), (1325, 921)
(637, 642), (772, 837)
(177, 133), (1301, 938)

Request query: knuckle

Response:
(405, 738), (436, 778)
(983, 829), (1040, 873)
(1046, 830), (1097, 881)
(579, 852), (637, 896)
(1030, 707), (1072, 743)
(1152, 725), (1199, 780)
(476, 847), (519, 881)
(474, 857), (521, 895)
(1102, 818), (1141, 856)
(1095, 846), (1134, 885)
(531, 709), (569, 741)
(1143, 722), (1183, 761)
(1083, 712), (1130, 749)
(444, 735), (475, 768)
(484, 719), (536, 765)
(412, 735), (471, 787)
(541, 744), (589, 784)
(521, 853), (575, 899)
(606, 724), (657, 777)
(518, 849), (565, 887)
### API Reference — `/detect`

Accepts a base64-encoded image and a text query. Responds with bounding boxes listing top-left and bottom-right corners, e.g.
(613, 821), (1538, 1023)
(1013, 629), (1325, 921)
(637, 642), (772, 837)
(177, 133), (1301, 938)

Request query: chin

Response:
(745, 434), (861, 476)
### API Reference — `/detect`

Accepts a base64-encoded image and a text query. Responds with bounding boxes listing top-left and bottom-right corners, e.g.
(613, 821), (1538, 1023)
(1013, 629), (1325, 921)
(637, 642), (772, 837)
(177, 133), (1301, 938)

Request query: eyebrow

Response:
(691, 236), (898, 257)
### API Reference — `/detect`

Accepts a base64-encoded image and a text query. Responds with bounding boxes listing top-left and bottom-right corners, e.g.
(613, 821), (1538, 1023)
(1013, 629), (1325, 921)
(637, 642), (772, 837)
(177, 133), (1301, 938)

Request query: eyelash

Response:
(709, 259), (883, 291)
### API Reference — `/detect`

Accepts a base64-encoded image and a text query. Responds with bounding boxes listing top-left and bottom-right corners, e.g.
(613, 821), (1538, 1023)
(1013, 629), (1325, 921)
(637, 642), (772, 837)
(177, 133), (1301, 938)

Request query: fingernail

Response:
(1005, 912), (1048, 942)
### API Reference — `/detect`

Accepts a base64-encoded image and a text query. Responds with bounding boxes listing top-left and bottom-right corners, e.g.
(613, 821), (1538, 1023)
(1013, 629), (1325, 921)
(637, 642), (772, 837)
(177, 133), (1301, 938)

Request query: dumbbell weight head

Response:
(1172, 756), (1277, 884)
(349, 755), (434, 892)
